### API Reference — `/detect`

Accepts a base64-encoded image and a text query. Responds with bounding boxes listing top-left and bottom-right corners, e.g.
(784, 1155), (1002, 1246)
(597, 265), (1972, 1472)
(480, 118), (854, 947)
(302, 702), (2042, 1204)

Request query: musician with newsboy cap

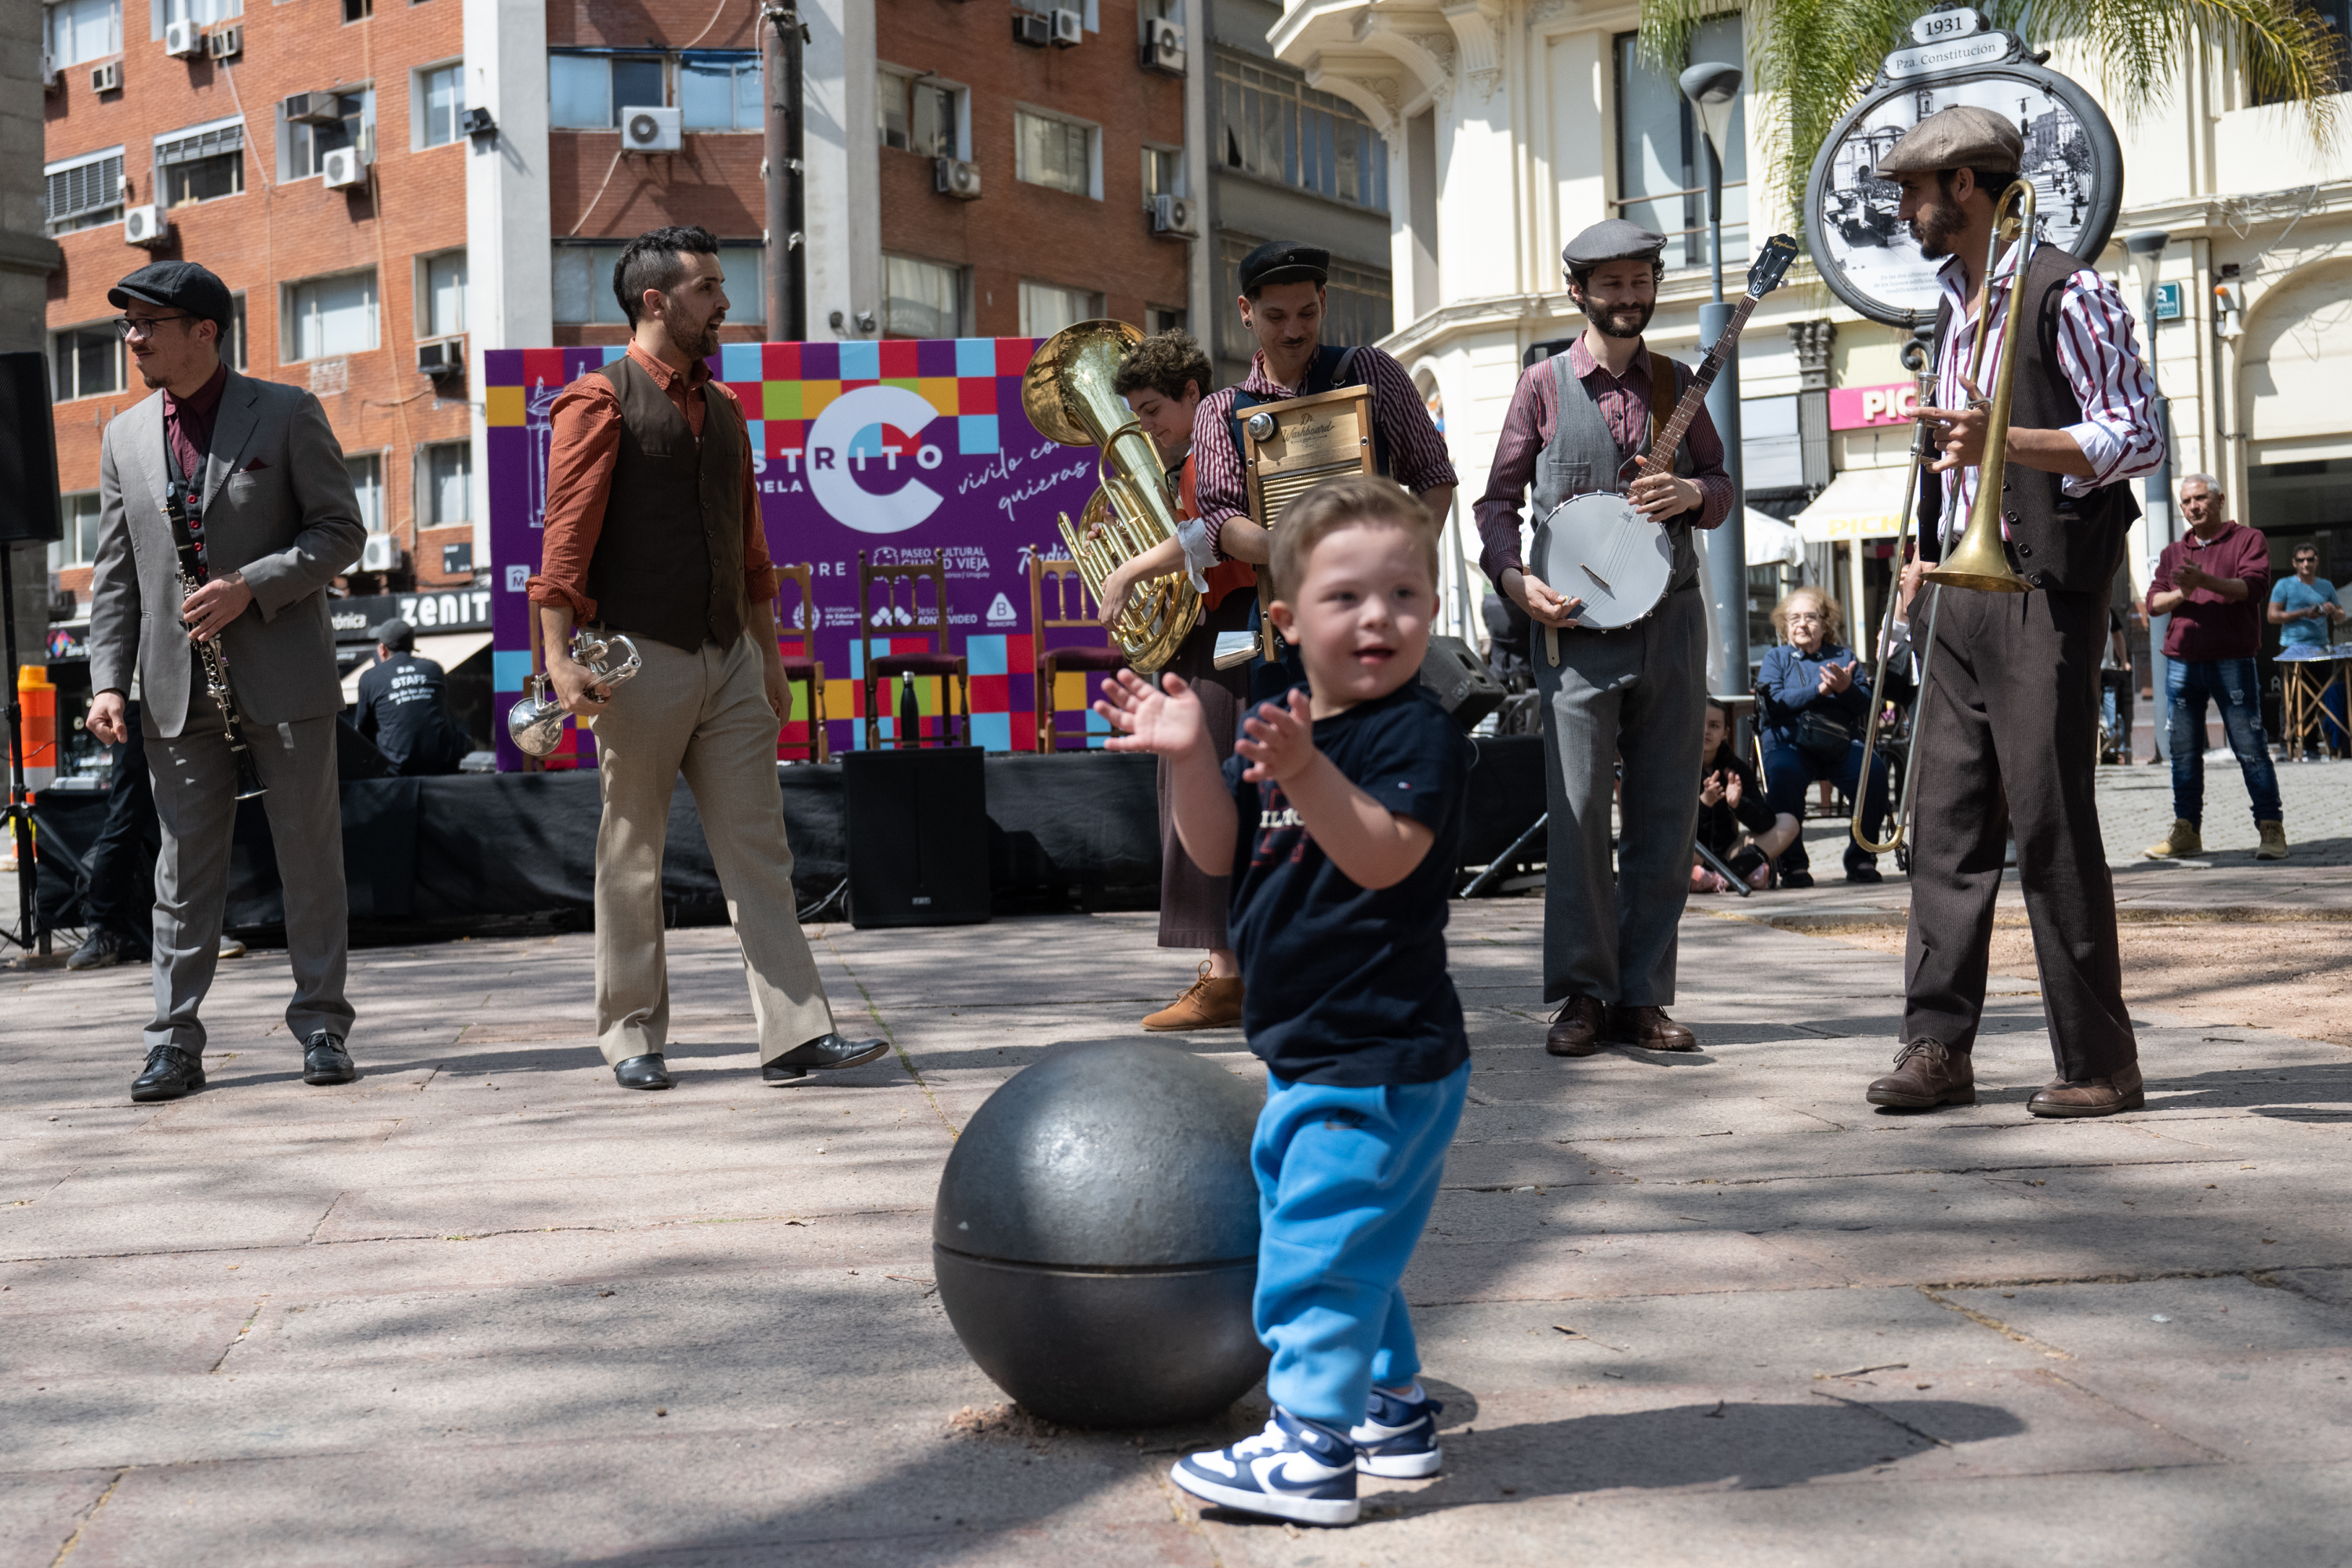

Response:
(1864, 105), (2164, 1119)
(1474, 220), (1733, 1060)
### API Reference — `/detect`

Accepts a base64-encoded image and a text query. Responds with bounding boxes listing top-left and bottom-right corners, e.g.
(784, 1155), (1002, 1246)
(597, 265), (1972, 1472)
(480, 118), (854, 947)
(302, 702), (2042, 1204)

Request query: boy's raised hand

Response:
(1094, 670), (1205, 757)
(1234, 688), (1317, 784)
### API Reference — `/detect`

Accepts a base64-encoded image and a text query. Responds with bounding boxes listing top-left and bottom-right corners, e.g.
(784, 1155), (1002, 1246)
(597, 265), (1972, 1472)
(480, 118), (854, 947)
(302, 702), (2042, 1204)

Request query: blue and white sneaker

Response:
(1170, 1407), (1360, 1526)
(1352, 1383), (1445, 1478)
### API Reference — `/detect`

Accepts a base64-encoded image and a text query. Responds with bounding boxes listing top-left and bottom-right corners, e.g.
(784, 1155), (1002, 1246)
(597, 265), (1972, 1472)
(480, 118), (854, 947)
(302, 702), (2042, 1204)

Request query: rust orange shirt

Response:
(525, 341), (777, 621)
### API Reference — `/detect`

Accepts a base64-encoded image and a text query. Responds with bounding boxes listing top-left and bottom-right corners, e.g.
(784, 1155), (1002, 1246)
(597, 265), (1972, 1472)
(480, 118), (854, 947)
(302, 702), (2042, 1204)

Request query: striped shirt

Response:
(1929, 244), (2163, 539)
(1184, 344), (1457, 577)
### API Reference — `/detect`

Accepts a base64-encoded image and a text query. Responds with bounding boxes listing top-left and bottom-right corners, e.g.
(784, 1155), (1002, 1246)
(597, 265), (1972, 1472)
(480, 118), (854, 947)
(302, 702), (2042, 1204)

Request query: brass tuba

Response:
(1020, 321), (1200, 672)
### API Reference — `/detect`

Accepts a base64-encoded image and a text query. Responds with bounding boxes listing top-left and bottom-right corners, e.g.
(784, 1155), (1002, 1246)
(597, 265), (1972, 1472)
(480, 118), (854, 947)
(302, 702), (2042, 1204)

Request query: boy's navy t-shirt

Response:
(1221, 681), (1473, 1087)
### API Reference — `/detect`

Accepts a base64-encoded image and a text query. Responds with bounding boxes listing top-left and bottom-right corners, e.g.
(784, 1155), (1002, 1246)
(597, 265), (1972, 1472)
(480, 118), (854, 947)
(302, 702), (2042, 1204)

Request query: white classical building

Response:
(1265, 0), (2352, 660)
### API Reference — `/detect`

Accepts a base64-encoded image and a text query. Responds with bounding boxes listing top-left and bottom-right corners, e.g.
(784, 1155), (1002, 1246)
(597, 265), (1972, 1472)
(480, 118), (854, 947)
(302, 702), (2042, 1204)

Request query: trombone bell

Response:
(1920, 177), (2036, 597)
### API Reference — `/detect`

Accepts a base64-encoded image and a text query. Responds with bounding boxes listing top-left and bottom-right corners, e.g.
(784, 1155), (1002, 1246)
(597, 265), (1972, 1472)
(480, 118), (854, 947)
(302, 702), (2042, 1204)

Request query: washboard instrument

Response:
(1531, 232), (1799, 658)
(1240, 382), (1377, 656)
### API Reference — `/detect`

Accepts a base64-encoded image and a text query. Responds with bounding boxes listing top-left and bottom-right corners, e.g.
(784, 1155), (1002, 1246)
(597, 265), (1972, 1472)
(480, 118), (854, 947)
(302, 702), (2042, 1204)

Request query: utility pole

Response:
(763, 5), (808, 340)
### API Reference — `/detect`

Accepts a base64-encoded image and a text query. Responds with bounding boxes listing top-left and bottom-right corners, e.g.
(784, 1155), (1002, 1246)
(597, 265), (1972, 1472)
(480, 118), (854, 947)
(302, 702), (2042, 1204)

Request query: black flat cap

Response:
(1238, 240), (1330, 293)
(108, 261), (234, 333)
(1562, 220), (1668, 270)
(370, 618), (416, 651)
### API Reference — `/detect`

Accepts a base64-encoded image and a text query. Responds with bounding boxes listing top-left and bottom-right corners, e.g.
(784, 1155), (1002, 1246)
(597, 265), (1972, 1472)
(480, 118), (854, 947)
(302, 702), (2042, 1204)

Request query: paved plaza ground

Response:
(5, 764), (2351, 1566)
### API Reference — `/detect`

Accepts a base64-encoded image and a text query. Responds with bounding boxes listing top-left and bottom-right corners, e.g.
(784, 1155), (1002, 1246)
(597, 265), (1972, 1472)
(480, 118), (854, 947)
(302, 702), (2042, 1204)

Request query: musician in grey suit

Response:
(84, 262), (368, 1104)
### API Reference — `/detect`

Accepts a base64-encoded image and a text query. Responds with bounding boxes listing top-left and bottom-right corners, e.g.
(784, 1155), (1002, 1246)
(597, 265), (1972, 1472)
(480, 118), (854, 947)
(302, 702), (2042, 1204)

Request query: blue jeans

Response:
(2167, 656), (2281, 828)
(1761, 738), (1891, 874)
(1252, 1062), (1468, 1429)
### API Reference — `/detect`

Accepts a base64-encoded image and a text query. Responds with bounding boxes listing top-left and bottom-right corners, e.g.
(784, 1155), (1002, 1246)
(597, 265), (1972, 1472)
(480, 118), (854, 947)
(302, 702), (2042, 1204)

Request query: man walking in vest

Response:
(528, 226), (884, 1091)
(1864, 108), (2165, 1119)
(1475, 221), (1733, 1059)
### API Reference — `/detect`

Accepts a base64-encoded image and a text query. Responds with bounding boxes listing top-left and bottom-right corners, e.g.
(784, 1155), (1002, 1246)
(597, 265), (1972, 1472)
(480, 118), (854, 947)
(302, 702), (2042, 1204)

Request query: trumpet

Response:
(506, 630), (643, 757)
(1853, 178), (2036, 855)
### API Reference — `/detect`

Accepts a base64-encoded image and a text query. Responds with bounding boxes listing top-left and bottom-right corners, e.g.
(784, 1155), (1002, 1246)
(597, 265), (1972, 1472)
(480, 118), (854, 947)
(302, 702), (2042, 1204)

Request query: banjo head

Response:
(1530, 492), (1675, 630)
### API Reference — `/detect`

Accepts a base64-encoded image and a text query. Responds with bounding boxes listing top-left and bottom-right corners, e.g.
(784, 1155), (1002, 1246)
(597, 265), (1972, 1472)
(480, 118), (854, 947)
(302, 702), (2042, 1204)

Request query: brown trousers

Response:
(1904, 586), (2136, 1080)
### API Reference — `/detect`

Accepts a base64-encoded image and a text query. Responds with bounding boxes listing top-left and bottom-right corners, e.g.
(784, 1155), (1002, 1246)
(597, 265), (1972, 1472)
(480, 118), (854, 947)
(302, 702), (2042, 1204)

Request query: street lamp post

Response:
(1680, 60), (1748, 702)
(2125, 227), (2171, 762)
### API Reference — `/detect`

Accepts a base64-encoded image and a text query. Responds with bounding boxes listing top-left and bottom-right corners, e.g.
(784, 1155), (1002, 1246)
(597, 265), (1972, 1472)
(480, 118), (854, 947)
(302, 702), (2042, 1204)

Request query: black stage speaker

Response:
(1419, 635), (1505, 731)
(843, 746), (992, 928)
(0, 353), (62, 544)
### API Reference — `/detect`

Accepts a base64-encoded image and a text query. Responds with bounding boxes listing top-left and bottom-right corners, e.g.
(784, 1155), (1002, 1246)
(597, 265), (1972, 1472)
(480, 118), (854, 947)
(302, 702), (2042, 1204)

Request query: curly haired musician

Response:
(1474, 220), (1734, 1059)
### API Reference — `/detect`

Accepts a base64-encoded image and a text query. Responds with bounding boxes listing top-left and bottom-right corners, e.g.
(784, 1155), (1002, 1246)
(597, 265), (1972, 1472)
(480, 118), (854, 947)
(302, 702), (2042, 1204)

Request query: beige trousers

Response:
(587, 632), (835, 1065)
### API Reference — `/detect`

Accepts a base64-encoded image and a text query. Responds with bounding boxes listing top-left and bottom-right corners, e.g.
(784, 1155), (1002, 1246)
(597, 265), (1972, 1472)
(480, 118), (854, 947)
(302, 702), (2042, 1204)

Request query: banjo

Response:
(1532, 232), (1799, 658)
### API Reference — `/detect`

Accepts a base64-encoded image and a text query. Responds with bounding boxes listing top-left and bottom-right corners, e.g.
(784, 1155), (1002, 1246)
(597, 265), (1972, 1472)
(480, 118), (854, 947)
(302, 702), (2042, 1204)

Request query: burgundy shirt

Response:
(162, 361), (230, 489)
(2154, 521), (2270, 662)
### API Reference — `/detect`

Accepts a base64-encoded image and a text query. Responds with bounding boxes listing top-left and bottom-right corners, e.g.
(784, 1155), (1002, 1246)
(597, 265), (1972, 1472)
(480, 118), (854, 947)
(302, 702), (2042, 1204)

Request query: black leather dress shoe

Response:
(614, 1054), (673, 1091)
(302, 1033), (358, 1085)
(761, 1033), (890, 1084)
(131, 1044), (205, 1102)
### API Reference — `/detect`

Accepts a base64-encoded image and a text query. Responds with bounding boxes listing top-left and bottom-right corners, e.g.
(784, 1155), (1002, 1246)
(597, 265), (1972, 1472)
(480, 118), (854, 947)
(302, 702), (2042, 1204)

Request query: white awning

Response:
(340, 630), (492, 706)
(1794, 466), (1911, 543)
(1744, 506), (1803, 568)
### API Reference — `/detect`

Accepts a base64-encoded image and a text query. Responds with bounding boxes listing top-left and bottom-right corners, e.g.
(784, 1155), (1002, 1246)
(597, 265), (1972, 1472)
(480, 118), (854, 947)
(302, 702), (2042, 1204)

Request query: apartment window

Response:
(46, 0), (120, 67)
(883, 255), (965, 339)
(550, 53), (666, 129)
(347, 453), (386, 534)
(43, 148), (125, 236)
(878, 68), (961, 158)
(1217, 53), (1388, 211)
(681, 52), (761, 131)
(160, 0), (239, 28)
(1142, 144), (1181, 204)
(550, 242), (765, 324)
(229, 293), (248, 370)
(343, 0), (371, 20)
(417, 62), (463, 148)
(1016, 110), (1097, 197)
(285, 91), (372, 181)
(284, 270), (379, 361)
(420, 442), (470, 525)
(156, 121), (245, 208)
(49, 493), (103, 575)
(1613, 17), (1748, 270)
(51, 323), (122, 401)
(1145, 305), (1185, 336)
(419, 250), (466, 337)
(1018, 281), (1102, 339)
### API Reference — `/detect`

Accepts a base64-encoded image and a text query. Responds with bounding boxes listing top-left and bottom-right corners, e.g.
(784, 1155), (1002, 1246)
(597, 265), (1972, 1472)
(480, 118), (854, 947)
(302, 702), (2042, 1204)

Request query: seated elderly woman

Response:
(1756, 586), (1891, 887)
(1692, 699), (1800, 892)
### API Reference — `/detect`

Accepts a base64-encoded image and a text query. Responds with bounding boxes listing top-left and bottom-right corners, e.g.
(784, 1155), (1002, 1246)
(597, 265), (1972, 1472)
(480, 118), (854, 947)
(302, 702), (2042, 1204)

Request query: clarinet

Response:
(164, 485), (267, 801)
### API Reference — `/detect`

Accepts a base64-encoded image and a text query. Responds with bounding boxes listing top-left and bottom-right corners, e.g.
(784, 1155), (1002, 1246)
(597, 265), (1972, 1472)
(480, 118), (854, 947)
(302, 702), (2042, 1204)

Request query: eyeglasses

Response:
(1784, 611), (1825, 624)
(113, 313), (193, 339)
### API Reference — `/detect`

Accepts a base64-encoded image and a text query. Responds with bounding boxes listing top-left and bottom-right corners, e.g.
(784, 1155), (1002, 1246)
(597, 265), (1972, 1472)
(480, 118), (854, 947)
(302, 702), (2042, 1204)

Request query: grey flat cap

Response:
(1875, 105), (2024, 176)
(1563, 219), (1667, 270)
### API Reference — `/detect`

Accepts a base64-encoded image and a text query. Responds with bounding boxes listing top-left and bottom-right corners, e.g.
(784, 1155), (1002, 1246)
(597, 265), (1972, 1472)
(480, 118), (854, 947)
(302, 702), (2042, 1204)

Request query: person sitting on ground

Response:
(1755, 586), (1891, 887)
(1692, 699), (1798, 893)
(354, 618), (471, 777)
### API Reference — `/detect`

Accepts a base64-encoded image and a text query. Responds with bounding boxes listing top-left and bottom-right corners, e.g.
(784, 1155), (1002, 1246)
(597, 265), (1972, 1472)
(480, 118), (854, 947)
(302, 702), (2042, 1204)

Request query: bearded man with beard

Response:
(530, 226), (886, 1091)
(1473, 220), (1733, 1059)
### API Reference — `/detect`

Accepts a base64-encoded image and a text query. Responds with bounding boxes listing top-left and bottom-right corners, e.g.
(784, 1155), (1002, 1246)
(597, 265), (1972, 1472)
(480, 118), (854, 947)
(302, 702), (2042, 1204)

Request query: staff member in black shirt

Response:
(354, 619), (468, 776)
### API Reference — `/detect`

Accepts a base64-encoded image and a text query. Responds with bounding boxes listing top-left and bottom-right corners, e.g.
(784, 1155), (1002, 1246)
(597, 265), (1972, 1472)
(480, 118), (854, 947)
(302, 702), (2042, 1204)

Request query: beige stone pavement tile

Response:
(1403, 1229), (1849, 1305)
(0, 1468), (119, 1568)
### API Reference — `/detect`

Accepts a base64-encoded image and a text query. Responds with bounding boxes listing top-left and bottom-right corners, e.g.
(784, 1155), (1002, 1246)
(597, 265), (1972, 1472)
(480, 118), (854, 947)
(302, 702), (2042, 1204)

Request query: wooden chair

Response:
(858, 549), (968, 751)
(1031, 554), (1127, 752)
(775, 562), (827, 764)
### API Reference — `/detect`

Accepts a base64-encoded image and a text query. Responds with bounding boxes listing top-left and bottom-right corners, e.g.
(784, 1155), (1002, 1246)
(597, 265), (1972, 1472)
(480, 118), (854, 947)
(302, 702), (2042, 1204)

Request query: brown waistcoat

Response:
(583, 354), (749, 653)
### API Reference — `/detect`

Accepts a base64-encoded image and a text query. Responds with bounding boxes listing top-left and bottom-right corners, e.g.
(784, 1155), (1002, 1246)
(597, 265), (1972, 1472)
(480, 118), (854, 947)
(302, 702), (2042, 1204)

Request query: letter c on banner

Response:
(807, 384), (945, 534)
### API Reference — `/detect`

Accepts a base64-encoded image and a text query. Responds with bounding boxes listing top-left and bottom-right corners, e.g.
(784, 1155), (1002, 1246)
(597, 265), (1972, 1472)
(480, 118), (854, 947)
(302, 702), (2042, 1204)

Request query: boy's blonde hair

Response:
(1269, 476), (1438, 601)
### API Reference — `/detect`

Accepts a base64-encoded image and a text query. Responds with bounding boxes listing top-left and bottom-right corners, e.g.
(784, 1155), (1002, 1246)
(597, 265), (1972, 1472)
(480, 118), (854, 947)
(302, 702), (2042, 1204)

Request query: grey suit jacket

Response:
(89, 369), (367, 736)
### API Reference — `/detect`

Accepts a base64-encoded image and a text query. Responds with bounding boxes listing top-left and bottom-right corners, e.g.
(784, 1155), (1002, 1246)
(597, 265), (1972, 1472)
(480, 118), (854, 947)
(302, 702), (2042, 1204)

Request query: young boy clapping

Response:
(1094, 476), (1473, 1526)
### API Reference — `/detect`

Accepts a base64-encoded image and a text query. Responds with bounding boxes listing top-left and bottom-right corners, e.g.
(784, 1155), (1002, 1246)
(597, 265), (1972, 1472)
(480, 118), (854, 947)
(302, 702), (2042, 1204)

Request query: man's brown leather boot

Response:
(1866, 1040), (1976, 1109)
(2028, 1062), (2144, 1118)
(1544, 996), (1605, 1057)
(1602, 1006), (1697, 1051)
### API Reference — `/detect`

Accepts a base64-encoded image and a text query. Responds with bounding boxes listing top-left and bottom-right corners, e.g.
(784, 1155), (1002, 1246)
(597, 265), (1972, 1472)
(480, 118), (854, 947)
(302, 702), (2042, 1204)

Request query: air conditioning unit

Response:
(124, 205), (170, 248)
(284, 91), (343, 125)
(205, 24), (241, 60)
(621, 105), (681, 152)
(1013, 12), (1051, 46)
(321, 146), (368, 189)
(164, 19), (201, 56)
(1051, 8), (1083, 45)
(360, 534), (401, 573)
(416, 334), (466, 381)
(41, 53), (60, 92)
(89, 60), (122, 93)
(1141, 20), (1185, 74)
(1152, 193), (1198, 238)
(460, 106), (497, 139)
(935, 157), (982, 200)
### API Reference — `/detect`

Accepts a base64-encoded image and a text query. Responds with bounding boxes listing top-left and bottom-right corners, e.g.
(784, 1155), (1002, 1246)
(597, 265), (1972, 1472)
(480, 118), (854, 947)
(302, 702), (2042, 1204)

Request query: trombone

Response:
(1853, 178), (2037, 855)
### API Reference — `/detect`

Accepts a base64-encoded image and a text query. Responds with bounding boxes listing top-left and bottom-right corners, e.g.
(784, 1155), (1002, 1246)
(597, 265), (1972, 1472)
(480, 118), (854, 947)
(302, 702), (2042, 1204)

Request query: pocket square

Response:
(242, 459), (270, 472)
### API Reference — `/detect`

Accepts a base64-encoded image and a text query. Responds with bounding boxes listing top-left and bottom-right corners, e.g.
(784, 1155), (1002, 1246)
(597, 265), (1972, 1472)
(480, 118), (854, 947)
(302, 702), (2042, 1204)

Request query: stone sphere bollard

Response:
(932, 1038), (1269, 1428)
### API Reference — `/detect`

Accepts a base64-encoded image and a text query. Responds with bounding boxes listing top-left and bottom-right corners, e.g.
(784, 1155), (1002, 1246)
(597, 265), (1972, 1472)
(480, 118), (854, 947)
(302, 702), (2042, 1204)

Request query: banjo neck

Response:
(1634, 291), (1760, 481)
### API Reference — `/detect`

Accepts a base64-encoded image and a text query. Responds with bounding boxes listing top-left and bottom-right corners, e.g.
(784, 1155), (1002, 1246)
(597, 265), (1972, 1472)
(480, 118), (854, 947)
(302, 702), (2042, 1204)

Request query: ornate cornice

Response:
(1440, 0), (1505, 98)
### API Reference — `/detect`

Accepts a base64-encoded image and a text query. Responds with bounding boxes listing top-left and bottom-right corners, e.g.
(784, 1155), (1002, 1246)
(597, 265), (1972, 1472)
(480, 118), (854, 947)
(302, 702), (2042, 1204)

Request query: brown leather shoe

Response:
(2028, 1062), (2144, 1119)
(1866, 1040), (1976, 1109)
(1142, 963), (1245, 1031)
(1544, 996), (1604, 1057)
(1602, 1005), (1697, 1051)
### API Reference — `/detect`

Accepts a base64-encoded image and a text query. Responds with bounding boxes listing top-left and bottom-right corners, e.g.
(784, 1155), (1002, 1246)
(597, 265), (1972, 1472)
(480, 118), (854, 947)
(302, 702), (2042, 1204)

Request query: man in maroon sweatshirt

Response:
(2144, 474), (2287, 861)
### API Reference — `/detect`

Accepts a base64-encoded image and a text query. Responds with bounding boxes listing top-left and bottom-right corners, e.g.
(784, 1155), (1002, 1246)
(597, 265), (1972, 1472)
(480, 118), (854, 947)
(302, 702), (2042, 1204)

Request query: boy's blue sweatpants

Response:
(1251, 1061), (1470, 1430)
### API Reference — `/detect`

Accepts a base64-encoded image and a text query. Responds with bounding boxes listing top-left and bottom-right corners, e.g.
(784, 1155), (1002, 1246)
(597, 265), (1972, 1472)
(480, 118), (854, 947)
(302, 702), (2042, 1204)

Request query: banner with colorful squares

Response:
(485, 339), (1118, 770)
